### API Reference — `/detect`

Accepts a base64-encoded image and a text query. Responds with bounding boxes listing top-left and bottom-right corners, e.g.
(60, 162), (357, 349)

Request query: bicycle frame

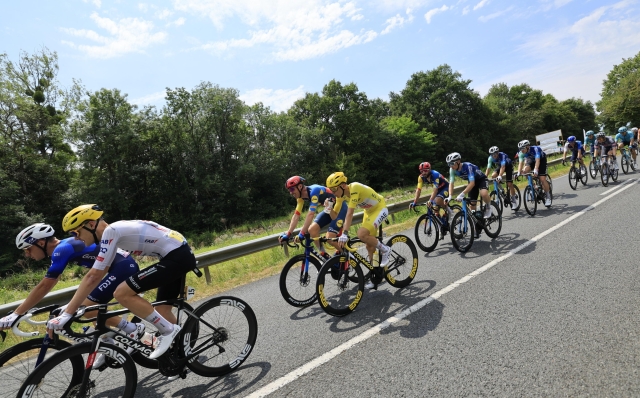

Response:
(285, 237), (327, 284)
(457, 198), (481, 235)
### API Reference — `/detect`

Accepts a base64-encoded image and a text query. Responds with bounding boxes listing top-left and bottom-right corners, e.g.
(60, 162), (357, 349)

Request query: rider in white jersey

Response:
(47, 205), (197, 360)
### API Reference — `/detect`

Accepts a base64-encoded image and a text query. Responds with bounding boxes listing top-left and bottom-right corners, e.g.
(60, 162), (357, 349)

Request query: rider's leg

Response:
(308, 222), (324, 252)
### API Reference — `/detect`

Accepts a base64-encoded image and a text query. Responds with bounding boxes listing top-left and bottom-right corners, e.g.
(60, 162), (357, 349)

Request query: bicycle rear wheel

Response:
(611, 164), (619, 181)
(489, 190), (503, 215)
(510, 184), (521, 211)
(545, 174), (553, 194)
(481, 201), (502, 239)
(183, 296), (258, 377)
(316, 256), (364, 316)
(17, 342), (136, 398)
(450, 211), (475, 252)
(279, 254), (322, 307)
(523, 185), (537, 216)
(589, 159), (598, 179)
(414, 214), (439, 252)
(0, 338), (74, 397)
(384, 234), (419, 288)
(568, 167), (578, 190)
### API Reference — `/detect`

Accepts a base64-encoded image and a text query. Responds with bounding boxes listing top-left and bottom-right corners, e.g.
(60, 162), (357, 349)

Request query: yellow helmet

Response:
(62, 204), (103, 232)
(326, 172), (347, 188)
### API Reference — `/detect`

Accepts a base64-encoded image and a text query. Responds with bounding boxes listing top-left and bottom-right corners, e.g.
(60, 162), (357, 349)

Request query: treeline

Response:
(4, 47), (637, 274)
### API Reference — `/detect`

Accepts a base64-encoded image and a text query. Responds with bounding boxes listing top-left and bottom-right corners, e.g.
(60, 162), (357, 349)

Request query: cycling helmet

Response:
(517, 140), (530, 149)
(632, 127), (638, 134)
(618, 126), (628, 134)
(326, 172), (347, 188)
(419, 162), (431, 171)
(16, 223), (55, 250)
(285, 176), (305, 190)
(586, 130), (594, 136)
(567, 136), (576, 143)
(446, 152), (461, 164)
(489, 146), (499, 154)
(62, 204), (103, 232)
(596, 132), (605, 138)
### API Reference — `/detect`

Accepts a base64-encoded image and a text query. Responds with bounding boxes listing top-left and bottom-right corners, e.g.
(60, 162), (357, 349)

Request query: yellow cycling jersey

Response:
(336, 182), (385, 211)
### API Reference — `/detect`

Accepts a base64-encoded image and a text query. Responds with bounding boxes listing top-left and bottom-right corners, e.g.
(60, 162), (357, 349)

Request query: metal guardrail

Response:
(0, 156), (565, 314)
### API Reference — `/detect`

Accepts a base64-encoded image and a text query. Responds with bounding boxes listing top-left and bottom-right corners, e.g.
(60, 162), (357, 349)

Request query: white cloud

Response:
(424, 5), (449, 24)
(462, 6), (470, 15)
(240, 86), (305, 112)
(61, 13), (167, 58)
(478, 6), (512, 22)
(539, 0), (574, 11)
(381, 9), (414, 35)
(131, 91), (166, 106)
(82, 0), (101, 7)
(167, 17), (186, 27)
(157, 9), (173, 19)
(473, 0), (489, 11)
(178, 0), (378, 61)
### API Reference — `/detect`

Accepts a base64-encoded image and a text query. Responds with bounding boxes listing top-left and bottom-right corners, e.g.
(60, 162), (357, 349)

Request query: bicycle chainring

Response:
(157, 354), (185, 377)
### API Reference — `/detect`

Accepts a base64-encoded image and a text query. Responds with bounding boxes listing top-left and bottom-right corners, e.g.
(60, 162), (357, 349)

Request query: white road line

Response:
(600, 178), (634, 195)
(244, 179), (638, 398)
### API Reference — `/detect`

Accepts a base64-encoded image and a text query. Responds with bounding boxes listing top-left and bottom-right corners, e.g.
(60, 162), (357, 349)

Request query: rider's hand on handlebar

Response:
(443, 197), (450, 205)
(0, 312), (21, 330)
(455, 192), (465, 202)
(409, 202), (416, 210)
(47, 312), (72, 332)
(533, 168), (539, 177)
(496, 175), (502, 183)
(338, 233), (349, 247)
(278, 232), (290, 243)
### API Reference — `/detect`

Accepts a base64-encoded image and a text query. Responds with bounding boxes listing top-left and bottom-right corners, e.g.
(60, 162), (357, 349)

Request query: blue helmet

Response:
(586, 130), (594, 136)
(567, 136), (576, 143)
(618, 126), (628, 133)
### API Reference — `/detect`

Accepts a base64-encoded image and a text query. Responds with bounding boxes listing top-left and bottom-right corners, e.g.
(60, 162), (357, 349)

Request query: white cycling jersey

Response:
(92, 220), (187, 270)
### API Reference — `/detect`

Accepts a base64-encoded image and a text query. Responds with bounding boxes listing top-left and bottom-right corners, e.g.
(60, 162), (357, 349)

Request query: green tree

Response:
(597, 51), (640, 131)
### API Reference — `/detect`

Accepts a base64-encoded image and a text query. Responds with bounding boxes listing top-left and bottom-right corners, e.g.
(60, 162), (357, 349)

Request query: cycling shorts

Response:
(125, 244), (197, 301)
(362, 205), (389, 235)
(503, 163), (514, 182)
(467, 176), (489, 204)
(525, 156), (547, 176)
(435, 184), (450, 200)
(313, 201), (348, 234)
(87, 256), (139, 304)
(570, 148), (585, 162)
(600, 145), (615, 156)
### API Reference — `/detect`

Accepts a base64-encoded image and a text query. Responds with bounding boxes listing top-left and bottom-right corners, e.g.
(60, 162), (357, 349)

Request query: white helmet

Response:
(446, 152), (461, 164)
(16, 223), (55, 250)
(489, 146), (499, 154)
(517, 140), (530, 149)
(632, 127), (638, 134)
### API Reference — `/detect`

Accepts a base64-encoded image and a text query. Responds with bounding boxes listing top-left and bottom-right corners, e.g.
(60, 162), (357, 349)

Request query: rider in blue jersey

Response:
(615, 126), (637, 167)
(446, 152), (493, 227)
(562, 136), (586, 169)
(279, 176), (347, 256)
(409, 162), (452, 232)
(516, 139), (552, 207)
(485, 146), (518, 210)
(584, 130), (596, 156)
(0, 223), (142, 340)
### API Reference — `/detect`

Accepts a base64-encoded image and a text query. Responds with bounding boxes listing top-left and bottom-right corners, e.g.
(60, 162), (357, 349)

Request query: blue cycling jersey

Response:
(450, 162), (485, 183)
(615, 132), (634, 144)
(306, 184), (336, 213)
(564, 141), (584, 151)
(45, 238), (132, 279)
(418, 170), (449, 190)
(487, 152), (512, 169)
(518, 145), (546, 162)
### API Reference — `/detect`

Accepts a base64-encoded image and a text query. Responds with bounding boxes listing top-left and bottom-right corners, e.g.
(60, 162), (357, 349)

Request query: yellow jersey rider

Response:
(326, 172), (390, 289)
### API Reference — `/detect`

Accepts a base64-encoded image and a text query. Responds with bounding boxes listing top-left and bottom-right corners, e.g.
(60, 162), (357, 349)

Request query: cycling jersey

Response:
(46, 238), (132, 279)
(564, 141), (584, 152)
(595, 137), (616, 148)
(93, 220), (187, 271)
(615, 132), (634, 144)
(336, 182), (385, 211)
(584, 136), (596, 152)
(518, 146), (546, 162)
(449, 162), (485, 183)
(416, 170), (449, 191)
(486, 152), (512, 170)
(294, 185), (335, 214)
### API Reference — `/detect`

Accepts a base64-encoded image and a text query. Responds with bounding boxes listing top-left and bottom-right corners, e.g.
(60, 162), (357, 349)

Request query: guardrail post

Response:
(203, 266), (212, 285)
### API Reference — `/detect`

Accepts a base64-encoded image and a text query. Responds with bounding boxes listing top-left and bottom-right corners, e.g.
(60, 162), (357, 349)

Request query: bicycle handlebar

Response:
(8, 304), (63, 338)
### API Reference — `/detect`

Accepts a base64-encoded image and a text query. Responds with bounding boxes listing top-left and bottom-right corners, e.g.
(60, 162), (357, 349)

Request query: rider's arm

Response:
(13, 277), (59, 315)
(340, 207), (355, 235)
(413, 176), (423, 204)
(59, 267), (108, 317)
(285, 199), (304, 235)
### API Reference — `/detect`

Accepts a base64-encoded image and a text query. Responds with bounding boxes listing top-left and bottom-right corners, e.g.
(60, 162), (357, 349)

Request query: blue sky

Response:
(2, 0), (639, 112)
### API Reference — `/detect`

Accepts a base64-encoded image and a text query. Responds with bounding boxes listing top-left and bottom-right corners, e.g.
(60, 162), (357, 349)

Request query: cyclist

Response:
(484, 146), (518, 210)
(409, 162), (451, 234)
(562, 136), (586, 169)
(47, 205), (198, 360)
(446, 153), (493, 239)
(326, 172), (390, 289)
(278, 176), (347, 257)
(516, 140), (551, 207)
(0, 223), (142, 340)
(584, 130), (597, 157)
(595, 132), (619, 170)
(615, 126), (637, 168)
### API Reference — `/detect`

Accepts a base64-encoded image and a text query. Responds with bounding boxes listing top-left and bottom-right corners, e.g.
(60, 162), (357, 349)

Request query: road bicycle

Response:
(588, 153), (600, 179)
(564, 159), (588, 190)
(279, 236), (332, 308)
(620, 146), (636, 174)
(449, 197), (501, 253)
(520, 173), (553, 216)
(17, 273), (258, 398)
(600, 154), (619, 187)
(412, 201), (461, 252)
(315, 220), (418, 317)
(489, 178), (521, 213)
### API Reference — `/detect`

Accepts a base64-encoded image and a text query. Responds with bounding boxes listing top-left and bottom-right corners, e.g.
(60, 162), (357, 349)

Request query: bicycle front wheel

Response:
(414, 214), (439, 252)
(17, 342), (136, 398)
(601, 163), (609, 186)
(181, 296), (257, 377)
(279, 254), (322, 307)
(481, 201), (502, 239)
(611, 165), (619, 181)
(450, 211), (475, 252)
(621, 155), (629, 174)
(316, 256), (364, 316)
(384, 234), (419, 288)
(0, 338), (74, 398)
(579, 164), (588, 185)
(568, 167), (578, 190)
(524, 185), (537, 216)
(589, 159), (598, 178)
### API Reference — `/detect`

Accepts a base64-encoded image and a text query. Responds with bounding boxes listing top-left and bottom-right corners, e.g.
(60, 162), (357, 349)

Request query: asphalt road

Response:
(132, 169), (640, 398)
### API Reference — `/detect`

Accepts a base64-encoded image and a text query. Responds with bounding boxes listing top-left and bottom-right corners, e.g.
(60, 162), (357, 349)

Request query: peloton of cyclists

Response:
(485, 146), (518, 210)
(409, 162), (452, 234)
(516, 140), (552, 207)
